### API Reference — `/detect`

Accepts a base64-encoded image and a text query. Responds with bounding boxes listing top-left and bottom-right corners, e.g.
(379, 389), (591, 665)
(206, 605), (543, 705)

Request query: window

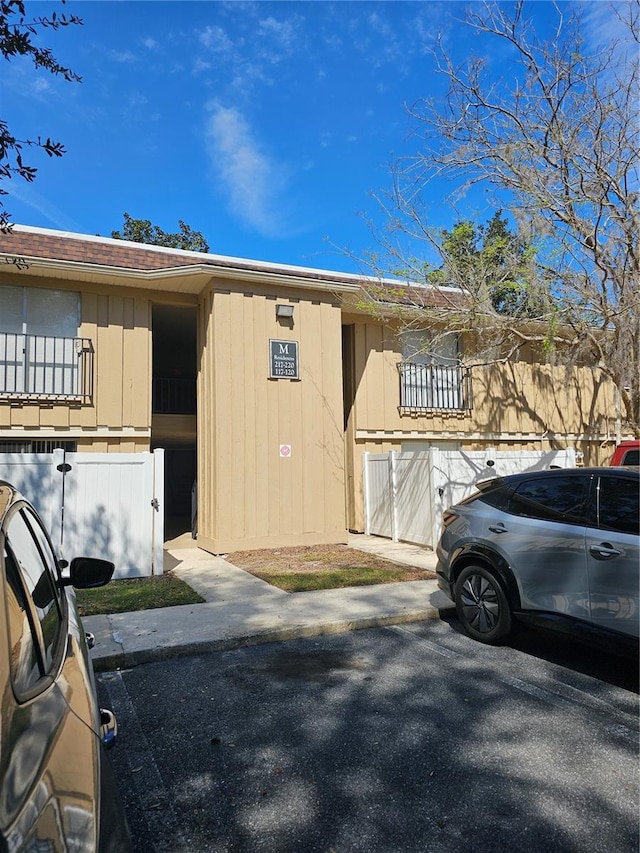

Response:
(620, 449), (639, 466)
(595, 476), (639, 536)
(0, 285), (92, 399)
(399, 330), (469, 411)
(3, 545), (42, 696)
(5, 508), (64, 684)
(0, 285), (80, 337)
(507, 476), (588, 525)
(476, 484), (512, 512)
(0, 440), (77, 454)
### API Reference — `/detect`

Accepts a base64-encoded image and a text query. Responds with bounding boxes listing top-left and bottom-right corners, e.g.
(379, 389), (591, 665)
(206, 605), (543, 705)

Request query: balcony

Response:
(398, 361), (472, 412)
(0, 333), (94, 402)
(152, 376), (197, 414)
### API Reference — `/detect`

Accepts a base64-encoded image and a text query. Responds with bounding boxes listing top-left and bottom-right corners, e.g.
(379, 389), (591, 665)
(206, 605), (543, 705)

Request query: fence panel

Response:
(363, 447), (577, 550)
(0, 450), (164, 578)
(363, 453), (394, 538)
(0, 450), (65, 545)
(394, 452), (434, 546)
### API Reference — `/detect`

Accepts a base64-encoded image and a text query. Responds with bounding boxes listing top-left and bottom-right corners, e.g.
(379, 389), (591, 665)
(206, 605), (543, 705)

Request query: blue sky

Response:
(2, 0), (623, 273)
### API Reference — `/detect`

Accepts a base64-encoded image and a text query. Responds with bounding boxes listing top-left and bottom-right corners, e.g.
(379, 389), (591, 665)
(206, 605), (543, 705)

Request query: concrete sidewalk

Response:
(83, 534), (453, 671)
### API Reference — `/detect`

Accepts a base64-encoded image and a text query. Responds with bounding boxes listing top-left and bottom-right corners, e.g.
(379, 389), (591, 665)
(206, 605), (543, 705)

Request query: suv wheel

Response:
(455, 565), (512, 644)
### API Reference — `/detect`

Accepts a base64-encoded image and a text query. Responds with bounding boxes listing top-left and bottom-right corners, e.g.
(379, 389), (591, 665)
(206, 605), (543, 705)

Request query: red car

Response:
(610, 440), (640, 466)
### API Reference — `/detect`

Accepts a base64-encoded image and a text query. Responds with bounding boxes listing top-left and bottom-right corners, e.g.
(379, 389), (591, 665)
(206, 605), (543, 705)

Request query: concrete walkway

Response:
(83, 534), (453, 671)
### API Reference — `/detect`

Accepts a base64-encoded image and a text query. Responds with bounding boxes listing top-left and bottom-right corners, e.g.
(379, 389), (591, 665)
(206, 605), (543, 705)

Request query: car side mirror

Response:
(63, 557), (115, 589)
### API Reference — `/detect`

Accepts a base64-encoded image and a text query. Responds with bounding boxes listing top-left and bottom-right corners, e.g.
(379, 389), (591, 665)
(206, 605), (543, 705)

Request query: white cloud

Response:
(204, 104), (289, 237)
(5, 182), (81, 232)
(580, 0), (634, 48)
(257, 15), (298, 54)
(109, 49), (136, 63)
(32, 78), (53, 95)
(199, 24), (236, 57)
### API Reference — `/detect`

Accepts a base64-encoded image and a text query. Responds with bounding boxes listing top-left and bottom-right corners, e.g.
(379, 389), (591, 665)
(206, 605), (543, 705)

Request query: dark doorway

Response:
(151, 305), (198, 541)
(152, 305), (197, 416)
(161, 443), (196, 540)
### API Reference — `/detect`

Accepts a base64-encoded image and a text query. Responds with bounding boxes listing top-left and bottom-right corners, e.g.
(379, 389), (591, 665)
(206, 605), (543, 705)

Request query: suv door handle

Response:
(488, 523), (508, 534)
(589, 543), (622, 560)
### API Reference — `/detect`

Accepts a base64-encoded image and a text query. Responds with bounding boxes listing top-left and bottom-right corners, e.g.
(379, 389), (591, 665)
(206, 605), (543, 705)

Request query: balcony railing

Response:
(0, 333), (94, 402)
(399, 361), (472, 412)
(152, 376), (197, 414)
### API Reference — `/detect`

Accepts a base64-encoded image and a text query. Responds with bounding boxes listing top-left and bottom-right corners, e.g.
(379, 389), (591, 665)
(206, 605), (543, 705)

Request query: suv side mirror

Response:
(63, 557), (115, 589)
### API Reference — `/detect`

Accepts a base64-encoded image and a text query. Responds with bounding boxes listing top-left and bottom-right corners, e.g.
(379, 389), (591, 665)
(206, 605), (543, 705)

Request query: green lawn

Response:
(251, 565), (414, 593)
(75, 546), (435, 615)
(76, 573), (204, 617)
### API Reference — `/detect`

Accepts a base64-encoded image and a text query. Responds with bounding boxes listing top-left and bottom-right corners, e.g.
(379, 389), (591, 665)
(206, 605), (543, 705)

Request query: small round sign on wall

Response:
(279, 444), (292, 458)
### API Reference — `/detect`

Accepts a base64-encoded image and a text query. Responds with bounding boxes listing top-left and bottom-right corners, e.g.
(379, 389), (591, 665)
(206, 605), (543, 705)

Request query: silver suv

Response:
(436, 467), (639, 646)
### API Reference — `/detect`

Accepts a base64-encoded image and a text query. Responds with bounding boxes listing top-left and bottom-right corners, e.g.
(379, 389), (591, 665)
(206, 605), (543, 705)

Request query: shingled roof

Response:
(0, 226), (467, 308)
(0, 226), (366, 289)
(0, 228), (197, 271)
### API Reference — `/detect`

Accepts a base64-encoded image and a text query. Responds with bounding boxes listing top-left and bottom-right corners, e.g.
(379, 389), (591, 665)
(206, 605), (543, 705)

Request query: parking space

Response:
(98, 619), (639, 853)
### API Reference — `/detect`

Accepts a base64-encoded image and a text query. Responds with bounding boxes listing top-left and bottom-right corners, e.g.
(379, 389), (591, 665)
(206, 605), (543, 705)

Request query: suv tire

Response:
(455, 564), (512, 644)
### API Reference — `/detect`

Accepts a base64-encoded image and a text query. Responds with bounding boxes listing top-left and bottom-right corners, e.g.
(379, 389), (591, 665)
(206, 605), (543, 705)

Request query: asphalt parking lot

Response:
(98, 617), (639, 853)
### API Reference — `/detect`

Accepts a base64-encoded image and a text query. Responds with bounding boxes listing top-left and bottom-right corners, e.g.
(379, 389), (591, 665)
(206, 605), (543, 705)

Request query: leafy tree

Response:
(111, 213), (210, 253)
(427, 212), (544, 319)
(365, 1), (639, 435)
(0, 0), (82, 230)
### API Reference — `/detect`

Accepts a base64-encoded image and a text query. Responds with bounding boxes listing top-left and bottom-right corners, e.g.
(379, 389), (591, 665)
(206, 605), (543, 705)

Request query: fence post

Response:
(429, 447), (442, 550)
(362, 451), (371, 535)
(389, 450), (398, 542)
(50, 448), (65, 556)
(152, 448), (165, 576)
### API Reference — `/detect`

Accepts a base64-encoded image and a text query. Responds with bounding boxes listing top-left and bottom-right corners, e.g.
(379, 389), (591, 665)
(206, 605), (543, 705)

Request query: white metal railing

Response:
(0, 333), (94, 401)
(398, 362), (471, 411)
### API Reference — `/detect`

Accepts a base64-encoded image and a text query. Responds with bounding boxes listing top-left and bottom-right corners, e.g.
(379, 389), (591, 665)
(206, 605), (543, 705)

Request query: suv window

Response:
(595, 475), (640, 536)
(507, 475), (588, 524)
(5, 508), (64, 676)
(475, 483), (512, 511)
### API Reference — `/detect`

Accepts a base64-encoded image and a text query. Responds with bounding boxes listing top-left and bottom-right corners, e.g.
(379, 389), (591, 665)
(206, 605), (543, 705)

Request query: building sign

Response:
(269, 339), (299, 379)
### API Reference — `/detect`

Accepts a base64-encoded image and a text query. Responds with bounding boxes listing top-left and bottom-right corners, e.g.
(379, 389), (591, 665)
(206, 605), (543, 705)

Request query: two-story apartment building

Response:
(0, 226), (620, 554)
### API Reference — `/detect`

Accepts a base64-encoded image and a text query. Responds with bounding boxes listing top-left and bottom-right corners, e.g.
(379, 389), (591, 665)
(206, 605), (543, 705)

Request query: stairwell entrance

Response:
(151, 304), (198, 541)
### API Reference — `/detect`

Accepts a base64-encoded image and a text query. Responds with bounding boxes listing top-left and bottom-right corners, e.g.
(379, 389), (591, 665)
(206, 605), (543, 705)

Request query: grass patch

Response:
(76, 572), (204, 617)
(250, 565), (413, 593)
(75, 544), (435, 614)
(226, 544), (436, 593)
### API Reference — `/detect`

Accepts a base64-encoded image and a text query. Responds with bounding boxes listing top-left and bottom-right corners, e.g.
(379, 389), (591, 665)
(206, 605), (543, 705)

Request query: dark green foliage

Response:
(429, 211), (545, 319)
(111, 213), (210, 253)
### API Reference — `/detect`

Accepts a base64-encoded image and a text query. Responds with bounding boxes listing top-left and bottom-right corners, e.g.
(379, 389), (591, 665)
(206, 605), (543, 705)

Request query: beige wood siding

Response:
(344, 319), (621, 531)
(197, 285), (347, 553)
(0, 275), (196, 451)
(349, 320), (618, 437)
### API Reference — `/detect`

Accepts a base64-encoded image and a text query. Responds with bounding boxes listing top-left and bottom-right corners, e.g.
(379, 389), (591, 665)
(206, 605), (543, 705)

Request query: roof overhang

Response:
(0, 225), (463, 307)
(0, 254), (366, 296)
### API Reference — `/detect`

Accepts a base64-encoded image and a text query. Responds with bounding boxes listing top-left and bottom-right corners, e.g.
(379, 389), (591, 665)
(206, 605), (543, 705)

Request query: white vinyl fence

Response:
(363, 447), (577, 550)
(0, 449), (164, 578)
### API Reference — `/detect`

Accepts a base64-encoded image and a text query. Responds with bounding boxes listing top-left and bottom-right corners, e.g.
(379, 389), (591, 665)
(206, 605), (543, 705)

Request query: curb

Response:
(89, 606), (455, 672)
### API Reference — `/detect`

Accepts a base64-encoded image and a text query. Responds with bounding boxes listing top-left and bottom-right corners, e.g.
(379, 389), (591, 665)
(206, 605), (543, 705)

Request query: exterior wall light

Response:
(275, 304), (294, 319)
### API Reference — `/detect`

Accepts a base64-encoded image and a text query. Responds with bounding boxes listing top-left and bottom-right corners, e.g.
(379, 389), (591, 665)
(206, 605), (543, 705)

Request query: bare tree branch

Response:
(362, 0), (640, 435)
